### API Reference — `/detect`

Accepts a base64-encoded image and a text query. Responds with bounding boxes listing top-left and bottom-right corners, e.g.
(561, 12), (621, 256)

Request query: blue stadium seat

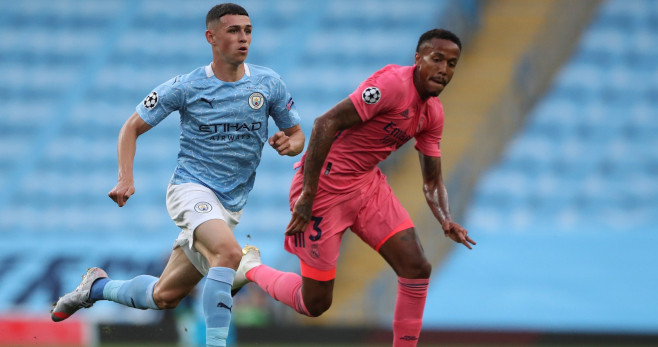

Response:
(426, 0), (658, 333)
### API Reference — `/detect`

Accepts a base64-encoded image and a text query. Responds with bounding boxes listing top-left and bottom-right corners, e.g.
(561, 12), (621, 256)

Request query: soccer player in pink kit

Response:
(233, 28), (476, 346)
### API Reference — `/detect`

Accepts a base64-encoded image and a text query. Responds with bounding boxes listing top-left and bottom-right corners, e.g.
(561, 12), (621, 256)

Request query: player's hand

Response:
(286, 191), (314, 235)
(442, 220), (476, 249)
(269, 131), (293, 156)
(108, 180), (135, 207)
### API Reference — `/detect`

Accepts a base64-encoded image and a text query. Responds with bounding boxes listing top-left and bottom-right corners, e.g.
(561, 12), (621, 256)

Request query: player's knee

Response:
(152, 288), (184, 309)
(305, 297), (332, 317)
(417, 259), (432, 278)
(400, 258), (432, 279)
(206, 245), (243, 270)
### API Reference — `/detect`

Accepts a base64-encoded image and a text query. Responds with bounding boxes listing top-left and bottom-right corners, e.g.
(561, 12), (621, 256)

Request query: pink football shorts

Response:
(285, 168), (413, 281)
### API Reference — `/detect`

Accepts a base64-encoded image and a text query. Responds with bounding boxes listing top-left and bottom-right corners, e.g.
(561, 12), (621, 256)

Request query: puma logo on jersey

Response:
(201, 98), (214, 108)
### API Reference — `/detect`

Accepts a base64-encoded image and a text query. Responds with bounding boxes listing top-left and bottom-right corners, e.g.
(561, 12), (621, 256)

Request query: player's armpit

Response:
(320, 98), (363, 131)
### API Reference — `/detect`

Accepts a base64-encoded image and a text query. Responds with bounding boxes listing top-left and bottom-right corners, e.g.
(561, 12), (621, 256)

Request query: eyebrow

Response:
(429, 52), (446, 59)
(429, 51), (457, 60)
(225, 24), (252, 30)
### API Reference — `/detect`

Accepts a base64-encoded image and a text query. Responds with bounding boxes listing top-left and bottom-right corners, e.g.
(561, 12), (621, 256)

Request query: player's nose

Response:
(238, 30), (248, 42)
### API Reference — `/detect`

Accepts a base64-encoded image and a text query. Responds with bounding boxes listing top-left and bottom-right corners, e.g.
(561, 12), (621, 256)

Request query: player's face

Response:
(206, 14), (252, 66)
(413, 38), (460, 99)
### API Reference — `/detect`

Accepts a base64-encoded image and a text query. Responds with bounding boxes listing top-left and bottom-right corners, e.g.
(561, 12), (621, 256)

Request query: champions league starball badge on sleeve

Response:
(361, 87), (381, 104)
(143, 91), (158, 109)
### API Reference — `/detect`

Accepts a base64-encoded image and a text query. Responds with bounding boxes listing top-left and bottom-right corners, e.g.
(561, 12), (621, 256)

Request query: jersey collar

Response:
(205, 63), (251, 78)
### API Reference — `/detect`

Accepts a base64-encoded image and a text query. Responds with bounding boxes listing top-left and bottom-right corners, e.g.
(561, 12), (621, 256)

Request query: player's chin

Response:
(230, 53), (248, 65)
(431, 85), (445, 96)
(424, 83), (444, 97)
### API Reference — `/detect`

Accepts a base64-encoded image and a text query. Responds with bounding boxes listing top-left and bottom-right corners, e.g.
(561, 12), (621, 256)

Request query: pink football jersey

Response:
(310, 64), (445, 193)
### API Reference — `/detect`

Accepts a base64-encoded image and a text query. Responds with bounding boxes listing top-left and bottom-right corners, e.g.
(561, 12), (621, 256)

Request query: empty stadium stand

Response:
(5, 0), (652, 344)
(424, 0), (658, 334)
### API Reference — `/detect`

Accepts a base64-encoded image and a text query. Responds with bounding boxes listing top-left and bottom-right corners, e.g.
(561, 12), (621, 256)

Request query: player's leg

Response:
(237, 216), (349, 317)
(378, 226), (432, 279)
(165, 182), (244, 346)
(239, 248), (333, 317)
(93, 181), (236, 312)
(151, 246), (205, 308)
(378, 227), (431, 347)
(94, 246), (203, 309)
(301, 276), (334, 316)
(108, 245), (203, 304)
(233, 169), (355, 317)
(51, 247), (202, 322)
(352, 173), (430, 347)
(192, 218), (242, 347)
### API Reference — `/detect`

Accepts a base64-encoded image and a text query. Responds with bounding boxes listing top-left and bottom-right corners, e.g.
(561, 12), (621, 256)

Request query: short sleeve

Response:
(269, 77), (301, 130)
(348, 66), (406, 122)
(414, 103), (444, 157)
(136, 76), (185, 127)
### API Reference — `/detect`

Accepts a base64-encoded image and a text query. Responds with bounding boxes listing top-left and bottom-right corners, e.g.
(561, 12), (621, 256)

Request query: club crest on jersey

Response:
(194, 202), (212, 213)
(143, 91), (158, 110)
(311, 244), (320, 259)
(362, 87), (381, 104)
(248, 92), (265, 110)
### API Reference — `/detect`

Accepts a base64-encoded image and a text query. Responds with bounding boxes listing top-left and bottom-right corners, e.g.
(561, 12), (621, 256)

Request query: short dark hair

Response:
(416, 29), (462, 52)
(206, 3), (249, 28)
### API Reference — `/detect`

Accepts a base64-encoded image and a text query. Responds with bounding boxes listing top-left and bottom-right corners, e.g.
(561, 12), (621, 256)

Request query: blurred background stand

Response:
(0, 0), (657, 345)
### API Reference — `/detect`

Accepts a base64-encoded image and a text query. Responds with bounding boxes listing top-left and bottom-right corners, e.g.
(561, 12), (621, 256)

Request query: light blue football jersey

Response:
(136, 63), (300, 211)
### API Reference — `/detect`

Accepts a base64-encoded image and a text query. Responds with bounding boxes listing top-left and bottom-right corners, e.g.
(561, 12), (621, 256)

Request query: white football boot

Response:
(51, 267), (108, 322)
(231, 245), (261, 296)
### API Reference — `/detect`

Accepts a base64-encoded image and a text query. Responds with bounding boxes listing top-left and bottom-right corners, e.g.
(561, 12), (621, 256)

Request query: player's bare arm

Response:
(269, 124), (304, 156)
(108, 112), (152, 207)
(418, 152), (476, 249)
(285, 98), (362, 235)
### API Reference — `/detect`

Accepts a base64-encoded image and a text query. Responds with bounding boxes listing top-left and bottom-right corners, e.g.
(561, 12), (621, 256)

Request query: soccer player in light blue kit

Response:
(50, 4), (305, 346)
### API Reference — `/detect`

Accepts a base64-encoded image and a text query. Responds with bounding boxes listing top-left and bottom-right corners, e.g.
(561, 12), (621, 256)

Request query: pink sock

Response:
(392, 277), (429, 347)
(246, 265), (311, 316)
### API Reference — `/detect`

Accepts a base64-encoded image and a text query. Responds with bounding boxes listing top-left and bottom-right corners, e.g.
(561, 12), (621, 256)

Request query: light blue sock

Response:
(102, 275), (160, 310)
(204, 267), (235, 347)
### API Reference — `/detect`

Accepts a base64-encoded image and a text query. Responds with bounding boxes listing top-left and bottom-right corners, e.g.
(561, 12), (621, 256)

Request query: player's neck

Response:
(211, 61), (245, 82)
(412, 67), (431, 101)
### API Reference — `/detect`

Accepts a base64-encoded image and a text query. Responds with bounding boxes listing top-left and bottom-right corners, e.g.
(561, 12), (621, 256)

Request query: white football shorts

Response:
(166, 182), (242, 275)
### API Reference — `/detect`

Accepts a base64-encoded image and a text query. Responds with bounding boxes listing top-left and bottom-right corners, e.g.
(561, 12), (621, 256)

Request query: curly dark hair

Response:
(416, 29), (461, 52)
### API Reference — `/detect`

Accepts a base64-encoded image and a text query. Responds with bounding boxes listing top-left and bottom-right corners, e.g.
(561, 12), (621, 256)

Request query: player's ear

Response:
(414, 52), (421, 65)
(205, 30), (214, 45)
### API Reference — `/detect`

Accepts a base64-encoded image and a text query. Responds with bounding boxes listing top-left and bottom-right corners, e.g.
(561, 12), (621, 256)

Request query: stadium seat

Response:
(425, 0), (658, 333)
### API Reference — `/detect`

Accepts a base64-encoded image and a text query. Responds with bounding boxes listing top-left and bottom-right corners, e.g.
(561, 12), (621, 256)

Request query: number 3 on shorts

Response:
(309, 216), (323, 241)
